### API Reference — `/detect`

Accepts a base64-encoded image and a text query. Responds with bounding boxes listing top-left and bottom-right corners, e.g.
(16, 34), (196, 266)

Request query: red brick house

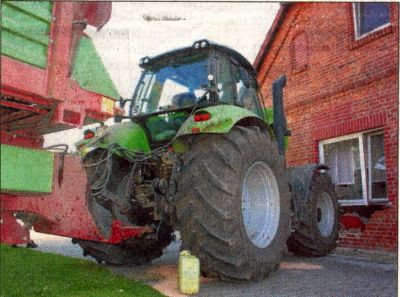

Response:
(254, 2), (398, 251)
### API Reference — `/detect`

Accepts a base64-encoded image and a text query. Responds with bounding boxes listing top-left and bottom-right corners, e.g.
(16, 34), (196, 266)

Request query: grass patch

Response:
(0, 244), (164, 297)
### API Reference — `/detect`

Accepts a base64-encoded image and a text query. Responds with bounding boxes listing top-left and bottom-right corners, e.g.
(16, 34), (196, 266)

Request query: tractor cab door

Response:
(233, 66), (262, 116)
(213, 53), (263, 117)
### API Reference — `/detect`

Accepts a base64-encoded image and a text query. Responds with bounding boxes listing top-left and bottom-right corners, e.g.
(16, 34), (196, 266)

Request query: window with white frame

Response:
(353, 3), (391, 39)
(319, 131), (388, 206)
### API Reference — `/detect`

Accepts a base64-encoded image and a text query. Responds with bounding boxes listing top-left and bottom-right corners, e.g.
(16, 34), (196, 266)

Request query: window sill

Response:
(367, 199), (390, 206)
(350, 25), (393, 50)
(338, 199), (390, 207)
(338, 199), (367, 206)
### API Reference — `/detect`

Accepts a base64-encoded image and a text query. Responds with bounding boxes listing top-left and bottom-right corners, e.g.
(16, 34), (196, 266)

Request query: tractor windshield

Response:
(132, 55), (209, 115)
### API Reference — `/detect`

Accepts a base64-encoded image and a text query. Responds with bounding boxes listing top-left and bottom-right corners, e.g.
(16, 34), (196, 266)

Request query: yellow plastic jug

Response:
(178, 250), (200, 295)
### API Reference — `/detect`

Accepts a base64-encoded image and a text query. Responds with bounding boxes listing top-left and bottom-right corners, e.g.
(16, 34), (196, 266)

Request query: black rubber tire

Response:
(174, 126), (291, 281)
(77, 236), (171, 265)
(287, 172), (339, 257)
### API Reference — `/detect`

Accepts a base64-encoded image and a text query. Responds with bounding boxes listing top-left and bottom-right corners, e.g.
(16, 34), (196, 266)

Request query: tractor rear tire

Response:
(287, 172), (339, 257)
(77, 237), (170, 265)
(174, 126), (291, 281)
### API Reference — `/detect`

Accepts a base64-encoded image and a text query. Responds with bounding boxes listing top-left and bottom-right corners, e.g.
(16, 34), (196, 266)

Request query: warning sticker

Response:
(101, 97), (114, 114)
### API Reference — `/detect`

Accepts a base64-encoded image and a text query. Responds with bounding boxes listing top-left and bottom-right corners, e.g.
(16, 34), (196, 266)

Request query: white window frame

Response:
(366, 131), (388, 204)
(353, 3), (391, 40)
(319, 132), (368, 206)
(320, 130), (389, 206)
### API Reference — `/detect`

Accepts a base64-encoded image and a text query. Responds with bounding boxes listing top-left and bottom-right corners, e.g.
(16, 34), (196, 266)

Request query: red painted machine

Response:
(0, 1), (141, 247)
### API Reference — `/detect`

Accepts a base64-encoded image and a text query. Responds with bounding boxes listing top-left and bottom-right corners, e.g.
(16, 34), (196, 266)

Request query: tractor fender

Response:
(288, 164), (330, 202)
(176, 104), (268, 137)
(79, 122), (151, 156)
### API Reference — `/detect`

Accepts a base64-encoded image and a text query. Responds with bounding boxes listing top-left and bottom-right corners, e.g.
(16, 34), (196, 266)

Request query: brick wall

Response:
(257, 3), (398, 251)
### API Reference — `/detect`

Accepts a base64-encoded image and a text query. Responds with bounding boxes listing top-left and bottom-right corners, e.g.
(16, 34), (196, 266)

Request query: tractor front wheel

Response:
(287, 172), (339, 257)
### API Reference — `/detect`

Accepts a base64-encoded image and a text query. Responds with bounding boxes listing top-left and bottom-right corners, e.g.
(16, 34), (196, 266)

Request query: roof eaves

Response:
(253, 3), (291, 71)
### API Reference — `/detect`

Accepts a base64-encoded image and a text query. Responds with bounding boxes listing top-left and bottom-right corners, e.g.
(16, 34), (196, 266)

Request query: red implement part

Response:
(1, 2), (115, 136)
(78, 2), (112, 30)
(0, 154), (148, 244)
(1, 130), (44, 149)
(0, 1), (140, 248)
(0, 211), (31, 245)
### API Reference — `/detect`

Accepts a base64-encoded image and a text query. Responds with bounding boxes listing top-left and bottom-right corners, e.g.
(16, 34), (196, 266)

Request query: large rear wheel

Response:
(174, 126), (291, 281)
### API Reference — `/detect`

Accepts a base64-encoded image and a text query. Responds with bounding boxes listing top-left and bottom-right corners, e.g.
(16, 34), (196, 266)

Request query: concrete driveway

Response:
(30, 232), (397, 297)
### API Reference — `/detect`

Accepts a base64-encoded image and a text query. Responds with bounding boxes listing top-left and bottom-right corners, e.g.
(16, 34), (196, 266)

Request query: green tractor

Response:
(76, 40), (339, 281)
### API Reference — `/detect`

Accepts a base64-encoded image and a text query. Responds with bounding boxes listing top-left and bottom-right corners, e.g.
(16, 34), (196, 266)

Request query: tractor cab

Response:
(128, 40), (264, 144)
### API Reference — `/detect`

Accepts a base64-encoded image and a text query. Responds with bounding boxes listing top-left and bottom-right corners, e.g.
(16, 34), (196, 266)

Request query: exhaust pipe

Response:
(272, 75), (290, 155)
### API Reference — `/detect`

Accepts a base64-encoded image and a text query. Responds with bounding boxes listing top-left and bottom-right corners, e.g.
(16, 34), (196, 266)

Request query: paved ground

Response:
(30, 231), (397, 297)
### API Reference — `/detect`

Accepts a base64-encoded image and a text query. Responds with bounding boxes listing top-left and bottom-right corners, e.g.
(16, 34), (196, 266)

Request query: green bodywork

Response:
(78, 104), (290, 157)
(0, 144), (54, 194)
(262, 107), (289, 148)
(80, 122), (151, 155)
(78, 105), (270, 155)
(72, 36), (119, 100)
(1, 1), (53, 68)
(262, 107), (274, 125)
(1, 1), (119, 100)
(177, 105), (266, 136)
(177, 105), (288, 148)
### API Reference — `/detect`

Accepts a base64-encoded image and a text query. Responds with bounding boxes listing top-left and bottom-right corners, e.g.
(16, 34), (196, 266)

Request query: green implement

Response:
(0, 144), (54, 194)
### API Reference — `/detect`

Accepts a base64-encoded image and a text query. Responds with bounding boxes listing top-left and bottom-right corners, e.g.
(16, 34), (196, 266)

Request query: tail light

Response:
(194, 111), (211, 122)
(84, 129), (95, 139)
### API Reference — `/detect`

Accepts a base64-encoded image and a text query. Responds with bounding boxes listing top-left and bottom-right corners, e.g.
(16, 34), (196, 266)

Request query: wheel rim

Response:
(241, 161), (280, 248)
(316, 192), (335, 237)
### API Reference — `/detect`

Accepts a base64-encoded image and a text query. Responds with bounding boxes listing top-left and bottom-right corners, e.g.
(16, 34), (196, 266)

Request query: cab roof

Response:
(139, 40), (257, 76)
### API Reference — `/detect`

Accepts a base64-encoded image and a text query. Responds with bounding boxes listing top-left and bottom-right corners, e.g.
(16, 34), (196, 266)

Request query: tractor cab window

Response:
(214, 54), (261, 116)
(133, 55), (209, 115)
(233, 66), (262, 116)
(215, 55), (236, 104)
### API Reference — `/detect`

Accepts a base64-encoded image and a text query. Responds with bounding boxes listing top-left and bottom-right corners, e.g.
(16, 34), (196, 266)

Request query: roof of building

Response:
(253, 3), (292, 71)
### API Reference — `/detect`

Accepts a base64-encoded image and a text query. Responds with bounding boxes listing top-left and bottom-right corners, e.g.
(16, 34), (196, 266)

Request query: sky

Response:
(45, 2), (279, 146)
(86, 2), (279, 98)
